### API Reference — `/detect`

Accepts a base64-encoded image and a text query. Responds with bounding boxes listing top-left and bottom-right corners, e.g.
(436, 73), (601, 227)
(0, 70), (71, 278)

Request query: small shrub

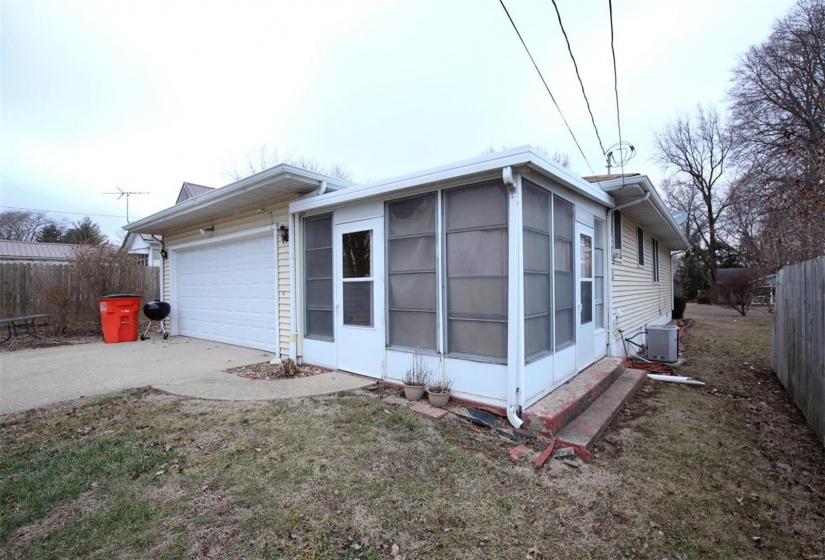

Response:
(696, 290), (711, 304)
(279, 358), (300, 377)
(428, 377), (453, 395)
(717, 270), (758, 316)
(402, 348), (432, 386)
(673, 296), (688, 320)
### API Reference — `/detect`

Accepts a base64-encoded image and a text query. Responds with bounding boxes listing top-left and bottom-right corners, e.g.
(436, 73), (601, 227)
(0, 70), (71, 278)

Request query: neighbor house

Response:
(124, 146), (687, 422)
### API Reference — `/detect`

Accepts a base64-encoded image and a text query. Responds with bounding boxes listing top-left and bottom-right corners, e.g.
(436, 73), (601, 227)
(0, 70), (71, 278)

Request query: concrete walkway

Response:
(0, 337), (375, 415)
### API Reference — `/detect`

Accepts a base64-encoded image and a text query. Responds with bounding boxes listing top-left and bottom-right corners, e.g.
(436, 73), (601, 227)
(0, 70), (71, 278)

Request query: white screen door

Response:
(576, 223), (595, 370)
(335, 217), (384, 377)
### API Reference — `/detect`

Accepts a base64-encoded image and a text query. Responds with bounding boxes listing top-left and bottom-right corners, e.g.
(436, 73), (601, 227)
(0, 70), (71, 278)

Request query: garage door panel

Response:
(175, 235), (278, 351)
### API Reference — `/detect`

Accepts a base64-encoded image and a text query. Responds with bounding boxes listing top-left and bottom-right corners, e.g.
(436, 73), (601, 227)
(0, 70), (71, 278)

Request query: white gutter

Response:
(607, 192), (651, 355)
(506, 168), (524, 429)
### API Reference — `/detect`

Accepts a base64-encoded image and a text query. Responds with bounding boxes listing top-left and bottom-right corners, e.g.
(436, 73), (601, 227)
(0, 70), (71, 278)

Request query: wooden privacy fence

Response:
(772, 255), (825, 446)
(0, 262), (160, 324)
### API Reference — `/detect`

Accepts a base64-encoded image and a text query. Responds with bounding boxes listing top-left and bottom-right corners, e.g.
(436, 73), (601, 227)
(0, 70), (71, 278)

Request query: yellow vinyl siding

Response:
(162, 196), (297, 358)
(612, 214), (674, 341)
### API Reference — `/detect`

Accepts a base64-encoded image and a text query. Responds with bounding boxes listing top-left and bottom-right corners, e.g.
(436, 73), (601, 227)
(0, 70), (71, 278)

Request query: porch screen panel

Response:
(523, 181), (552, 359)
(304, 214), (333, 339)
(445, 182), (508, 360)
(387, 193), (436, 349)
(554, 196), (575, 349)
(594, 218), (605, 329)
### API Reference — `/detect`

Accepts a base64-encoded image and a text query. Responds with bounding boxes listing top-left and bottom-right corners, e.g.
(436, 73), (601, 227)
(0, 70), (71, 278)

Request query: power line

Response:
(608, 0), (626, 178)
(0, 206), (140, 220)
(550, 0), (607, 156)
(497, 0), (598, 178)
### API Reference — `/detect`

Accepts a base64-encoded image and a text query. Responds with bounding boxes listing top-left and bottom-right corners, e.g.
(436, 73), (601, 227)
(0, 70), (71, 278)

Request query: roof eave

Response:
(290, 146), (613, 214)
(125, 165), (354, 234)
(601, 176), (689, 251)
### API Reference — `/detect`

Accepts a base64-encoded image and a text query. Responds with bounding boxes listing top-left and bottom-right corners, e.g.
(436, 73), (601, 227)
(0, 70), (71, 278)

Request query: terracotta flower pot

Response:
(404, 384), (426, 401)
(427, 390), (450, 408)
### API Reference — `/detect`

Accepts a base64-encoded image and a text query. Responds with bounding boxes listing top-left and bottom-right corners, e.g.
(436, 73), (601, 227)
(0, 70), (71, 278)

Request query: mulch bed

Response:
(225, 361), (330, 380)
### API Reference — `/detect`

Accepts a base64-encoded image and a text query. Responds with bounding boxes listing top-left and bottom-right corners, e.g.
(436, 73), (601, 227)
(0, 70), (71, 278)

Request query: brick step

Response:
(555, 368), (647, 462)
(522, 356), (625, 436)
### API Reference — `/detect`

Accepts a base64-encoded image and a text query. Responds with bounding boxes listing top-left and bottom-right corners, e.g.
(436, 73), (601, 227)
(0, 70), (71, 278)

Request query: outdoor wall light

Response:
(199, 226), (215, 235)
(278, 224), (289, 243)
(160, 249), (168, 260)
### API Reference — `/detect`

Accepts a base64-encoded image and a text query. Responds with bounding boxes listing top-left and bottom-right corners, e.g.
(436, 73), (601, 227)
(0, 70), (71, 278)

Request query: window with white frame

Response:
(554, 195), (575, 349)
(387, 193), (437, 350)
(637, 227), (645, 267)
(445, 181), (508, 360)
(594, 218), (605, 330)
(613, 211), (623, 258)
(304, 214), (334, 340)
(523, 181), (552, 359)
(652, 238), (660, 283)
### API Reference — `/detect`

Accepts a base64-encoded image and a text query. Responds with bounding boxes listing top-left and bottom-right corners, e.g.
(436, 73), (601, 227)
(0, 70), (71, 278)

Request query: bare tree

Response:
(0, 210), (53, 241)
(654, 106), (735, 298)
(225, 145), (354, 182)
(729, 0), (825, 268)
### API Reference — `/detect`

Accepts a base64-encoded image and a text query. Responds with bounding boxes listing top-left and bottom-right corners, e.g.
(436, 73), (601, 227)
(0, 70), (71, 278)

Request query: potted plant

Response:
(402, 348), (431, 401)
(427, 377), (453, 408)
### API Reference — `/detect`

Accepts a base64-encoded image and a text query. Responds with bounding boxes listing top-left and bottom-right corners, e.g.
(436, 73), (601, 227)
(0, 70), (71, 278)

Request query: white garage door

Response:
(175, 234), (278, 351)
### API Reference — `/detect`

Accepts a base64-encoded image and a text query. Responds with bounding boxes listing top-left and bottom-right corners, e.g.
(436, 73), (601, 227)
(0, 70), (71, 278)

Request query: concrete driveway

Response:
(0, 337), (374, 415)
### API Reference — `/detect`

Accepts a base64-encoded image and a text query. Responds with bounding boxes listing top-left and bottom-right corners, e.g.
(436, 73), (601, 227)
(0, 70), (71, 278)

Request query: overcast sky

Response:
(1, 0), (796, 242)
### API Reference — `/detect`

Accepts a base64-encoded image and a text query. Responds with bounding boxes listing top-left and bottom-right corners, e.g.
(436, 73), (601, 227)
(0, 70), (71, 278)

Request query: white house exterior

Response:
(125, 146), (687, 418)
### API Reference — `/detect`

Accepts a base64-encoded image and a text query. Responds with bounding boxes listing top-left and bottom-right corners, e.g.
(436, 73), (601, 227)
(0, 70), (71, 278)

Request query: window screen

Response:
(594, 218), (605, 330)
(304, 214), (333, 339)
(652, 238), (660, 283)
(445, 182), (508, 360)
(613, 211), (622, 252)
(387, 193), (437, 349)
(637, 227), (645, 267)
(523, 181), (552, 359)
(554, 196), (575, 349)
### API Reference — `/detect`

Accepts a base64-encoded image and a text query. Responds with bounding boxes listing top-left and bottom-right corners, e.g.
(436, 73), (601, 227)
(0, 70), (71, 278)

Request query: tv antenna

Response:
(605, 141), (636, 174)
(103, 187), (149, 223)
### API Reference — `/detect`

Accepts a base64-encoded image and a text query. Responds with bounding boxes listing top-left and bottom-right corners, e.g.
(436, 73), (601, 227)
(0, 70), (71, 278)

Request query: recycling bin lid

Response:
(100, 294), (140, 298)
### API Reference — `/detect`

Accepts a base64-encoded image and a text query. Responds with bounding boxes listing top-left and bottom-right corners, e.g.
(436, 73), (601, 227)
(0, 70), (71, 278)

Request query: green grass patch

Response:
(2, 315), (824, 559)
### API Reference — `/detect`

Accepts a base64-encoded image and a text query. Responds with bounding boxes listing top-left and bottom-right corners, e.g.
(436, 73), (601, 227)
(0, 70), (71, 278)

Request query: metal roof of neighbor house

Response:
(176, 182), (215, 204)
(289, 145), (613, 215)
(0, 240), (79, 261)
(126, 166), (354, 234)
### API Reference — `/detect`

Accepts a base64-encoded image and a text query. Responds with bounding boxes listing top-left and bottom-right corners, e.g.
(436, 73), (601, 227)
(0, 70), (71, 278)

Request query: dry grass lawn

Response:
(2, 308), (823, 559)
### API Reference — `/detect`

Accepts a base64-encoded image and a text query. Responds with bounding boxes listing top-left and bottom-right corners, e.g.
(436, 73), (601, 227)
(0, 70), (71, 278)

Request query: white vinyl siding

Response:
(612, 214), (673, 342)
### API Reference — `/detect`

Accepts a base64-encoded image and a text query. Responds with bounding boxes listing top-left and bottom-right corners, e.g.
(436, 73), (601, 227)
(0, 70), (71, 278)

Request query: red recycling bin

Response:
(98, 295), (141, 343)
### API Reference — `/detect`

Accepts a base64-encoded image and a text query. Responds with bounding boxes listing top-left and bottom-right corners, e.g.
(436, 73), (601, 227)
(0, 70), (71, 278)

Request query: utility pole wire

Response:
(608, 0), (626, 180)
(550, 0), (607, 156)
(497, 0), (599, 178)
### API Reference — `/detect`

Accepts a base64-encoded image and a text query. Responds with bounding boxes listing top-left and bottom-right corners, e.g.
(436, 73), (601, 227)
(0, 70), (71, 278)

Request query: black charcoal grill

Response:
(140, 299), (171, 340)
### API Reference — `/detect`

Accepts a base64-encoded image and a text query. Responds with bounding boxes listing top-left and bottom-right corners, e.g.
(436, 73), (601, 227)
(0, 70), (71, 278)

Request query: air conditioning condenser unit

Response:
(647, 325), (679, 362)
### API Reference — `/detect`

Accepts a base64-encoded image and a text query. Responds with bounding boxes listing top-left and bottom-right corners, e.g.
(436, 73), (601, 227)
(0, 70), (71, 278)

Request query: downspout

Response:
(606, 191), (650, 355)
(316, 181), (328, 196)
(288, 212), (298, 361)
(504, 166), (524, 429)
